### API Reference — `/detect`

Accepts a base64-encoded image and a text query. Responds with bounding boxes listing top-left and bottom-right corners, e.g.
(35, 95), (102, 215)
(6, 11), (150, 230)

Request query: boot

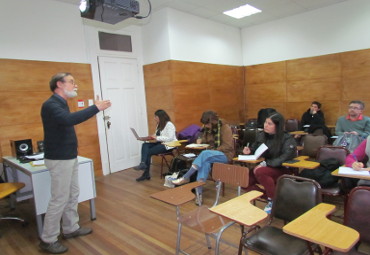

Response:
(136, 173), (151, 182)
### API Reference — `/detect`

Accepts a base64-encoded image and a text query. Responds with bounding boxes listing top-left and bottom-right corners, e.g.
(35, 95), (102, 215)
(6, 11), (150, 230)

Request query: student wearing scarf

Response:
(172, 111), (234, 205)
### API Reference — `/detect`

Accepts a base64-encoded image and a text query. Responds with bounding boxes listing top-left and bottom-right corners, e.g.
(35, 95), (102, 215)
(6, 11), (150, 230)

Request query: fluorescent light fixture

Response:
(223, 4), (261, 19)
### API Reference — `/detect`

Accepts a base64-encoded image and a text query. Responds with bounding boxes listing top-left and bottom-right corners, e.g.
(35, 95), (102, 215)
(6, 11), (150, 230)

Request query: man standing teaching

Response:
(39, 72), (111, 254)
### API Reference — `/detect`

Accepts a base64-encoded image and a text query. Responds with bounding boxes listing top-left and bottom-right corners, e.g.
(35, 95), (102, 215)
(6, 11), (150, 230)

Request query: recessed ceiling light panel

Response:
(223, 4), (261, 19)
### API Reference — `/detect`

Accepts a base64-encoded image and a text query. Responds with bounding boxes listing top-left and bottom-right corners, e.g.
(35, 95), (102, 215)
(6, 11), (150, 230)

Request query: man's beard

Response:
(64, 89), (78, 98)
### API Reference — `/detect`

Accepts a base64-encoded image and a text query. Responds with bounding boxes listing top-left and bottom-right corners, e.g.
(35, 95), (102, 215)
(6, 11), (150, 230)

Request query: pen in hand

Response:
(352, 154), (367, 171)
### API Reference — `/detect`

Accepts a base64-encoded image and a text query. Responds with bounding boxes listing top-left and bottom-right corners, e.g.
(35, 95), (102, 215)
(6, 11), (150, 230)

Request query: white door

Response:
(98, 56), (145, 173)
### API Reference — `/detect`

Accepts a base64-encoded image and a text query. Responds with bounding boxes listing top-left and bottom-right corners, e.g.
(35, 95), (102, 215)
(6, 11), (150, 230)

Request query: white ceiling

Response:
(56, 0), (350, 28)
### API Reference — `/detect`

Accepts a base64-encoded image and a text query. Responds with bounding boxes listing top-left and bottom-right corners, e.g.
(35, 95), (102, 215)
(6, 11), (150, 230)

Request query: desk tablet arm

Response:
(150, 181), (206, 218)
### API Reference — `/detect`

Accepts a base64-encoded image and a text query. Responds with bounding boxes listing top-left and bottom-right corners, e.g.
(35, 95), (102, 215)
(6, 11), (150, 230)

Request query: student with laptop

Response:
(134, 109), (177, 182)
(242, 112), (297, 213)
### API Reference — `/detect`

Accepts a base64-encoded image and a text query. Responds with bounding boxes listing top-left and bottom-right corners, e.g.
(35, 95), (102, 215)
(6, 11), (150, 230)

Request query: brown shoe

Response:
(39, 240), (68, 254)
(63, 227), (92, 239)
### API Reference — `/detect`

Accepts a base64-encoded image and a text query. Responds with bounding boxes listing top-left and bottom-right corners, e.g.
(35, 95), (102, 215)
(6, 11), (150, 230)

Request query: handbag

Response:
(333, 133), (364, 152)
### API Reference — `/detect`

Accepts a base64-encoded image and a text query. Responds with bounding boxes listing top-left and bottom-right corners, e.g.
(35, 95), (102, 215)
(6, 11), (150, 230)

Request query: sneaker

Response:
(63, 227), (93, 239)
(39, 240), (68, 254)
(264, 200), (273, 214)
(171, 177), (189, 185)
(195, 194), (203, 206)
(133, 162), (147, 171)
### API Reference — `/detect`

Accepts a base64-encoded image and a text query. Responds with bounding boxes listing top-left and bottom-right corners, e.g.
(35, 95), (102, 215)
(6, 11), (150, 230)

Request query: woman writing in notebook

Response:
(134, 109), (177, 182)
(345, 136), (370, 187)
(243, 112), (297, 213)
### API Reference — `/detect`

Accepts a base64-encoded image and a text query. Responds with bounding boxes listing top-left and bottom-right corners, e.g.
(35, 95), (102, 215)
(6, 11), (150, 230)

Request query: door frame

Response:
(83, 25), (147, 175)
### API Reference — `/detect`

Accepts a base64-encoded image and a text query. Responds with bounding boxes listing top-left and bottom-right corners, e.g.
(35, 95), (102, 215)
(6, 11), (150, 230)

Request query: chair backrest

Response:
(212, 163), (249, 188)
(285, 118), (300, 132)
(315, 145), (349, 165)
(242, 128), (257, 147)
(302, 134), (328, 158)
(344, 186), (370, 244)
(272, 175), (322, 222)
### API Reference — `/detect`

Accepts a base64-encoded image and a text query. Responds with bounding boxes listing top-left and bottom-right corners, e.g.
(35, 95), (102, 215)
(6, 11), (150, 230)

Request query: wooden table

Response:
(290, 131), (308, 135)
(185, 143), (210, 150)
(3, 156), (97, 237)
(209, 190), (268, 226)
(282, 156), (320, 169)
(332, 168), (370, 181)
(283, 203), (359, 254)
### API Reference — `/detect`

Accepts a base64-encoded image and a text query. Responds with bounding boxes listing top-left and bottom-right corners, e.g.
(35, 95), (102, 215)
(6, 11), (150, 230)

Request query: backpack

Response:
(168, 155), (191, 174)
(177, 124), (201, 144)
(299, 158), (341, 188)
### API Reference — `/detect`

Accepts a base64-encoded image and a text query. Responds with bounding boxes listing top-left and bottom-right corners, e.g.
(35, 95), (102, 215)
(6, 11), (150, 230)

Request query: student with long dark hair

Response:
(243, 112), (297, 213)
(134, 109), (177, 182)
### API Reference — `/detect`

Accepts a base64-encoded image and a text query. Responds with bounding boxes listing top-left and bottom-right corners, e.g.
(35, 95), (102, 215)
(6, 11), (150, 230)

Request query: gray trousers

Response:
(41, 158), (80, 243)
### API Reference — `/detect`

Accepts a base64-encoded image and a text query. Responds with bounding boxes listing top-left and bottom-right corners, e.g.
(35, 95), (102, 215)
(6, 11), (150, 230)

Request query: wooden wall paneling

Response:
(245, 61), (286, 84)
(144, 61), (173, 133)
(286, 54), (341, 81)
(170, 60), (208, 86)
(341, 49), (370, 117)
(143, 61), (172, 88)
(286, 78), (342, 102)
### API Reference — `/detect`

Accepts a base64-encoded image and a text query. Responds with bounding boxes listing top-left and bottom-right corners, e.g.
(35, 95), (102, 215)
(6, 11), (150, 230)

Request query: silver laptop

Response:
(130, 127), (154, 141)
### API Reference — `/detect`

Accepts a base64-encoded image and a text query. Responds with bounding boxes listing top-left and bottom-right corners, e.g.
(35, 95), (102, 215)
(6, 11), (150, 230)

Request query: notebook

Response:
(238, 143), (268, 161)
(130, 127), (155, 141)
(338, 166), (370, 177)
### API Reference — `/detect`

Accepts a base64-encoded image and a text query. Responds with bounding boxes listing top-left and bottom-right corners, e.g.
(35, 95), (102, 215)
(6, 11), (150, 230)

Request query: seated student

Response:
(301, 101), (331, 137)
(242, 112), (297, 213)
(134, 109), (177, 182)
(171, 110), (234, 205)
(345, 136), (370, 187)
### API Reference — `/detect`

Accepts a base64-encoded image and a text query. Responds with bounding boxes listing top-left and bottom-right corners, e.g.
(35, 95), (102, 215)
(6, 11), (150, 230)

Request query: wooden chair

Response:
(0, 182), (26, 227)
(332, 186), (370, 255)
(302, 134), (328, 158)
(285, 118), (300, 132)
(151, 163), (250, 255)
(238, 175), (322, 255)
(156, 148), (178, 179)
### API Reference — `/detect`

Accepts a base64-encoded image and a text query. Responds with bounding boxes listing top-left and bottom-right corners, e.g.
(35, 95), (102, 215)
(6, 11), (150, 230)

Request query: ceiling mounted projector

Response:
(80, 0), (140, 24)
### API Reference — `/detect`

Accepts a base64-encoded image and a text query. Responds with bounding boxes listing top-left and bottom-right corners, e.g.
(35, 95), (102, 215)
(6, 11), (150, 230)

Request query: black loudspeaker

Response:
(37, 140), (44, 153)
(10, 139), (33, 158)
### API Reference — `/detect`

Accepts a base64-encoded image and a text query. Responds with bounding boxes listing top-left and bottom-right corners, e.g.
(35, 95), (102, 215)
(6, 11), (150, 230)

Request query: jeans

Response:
(141, 142), (168, 176)
(193, 150), (228, 181)
(254, 166), (290, 199)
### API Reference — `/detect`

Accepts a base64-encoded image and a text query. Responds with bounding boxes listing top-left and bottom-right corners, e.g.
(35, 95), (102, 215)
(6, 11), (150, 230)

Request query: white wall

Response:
(141, 8), (172, 66)
(0, 0), (88, 63)
(142, 8), (243, 66)
(241, 0), (370, 66)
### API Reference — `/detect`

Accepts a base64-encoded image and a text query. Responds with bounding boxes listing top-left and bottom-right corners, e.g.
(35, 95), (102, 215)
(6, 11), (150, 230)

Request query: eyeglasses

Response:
(348, 106), (362, 110)
(62, 79), (76, 85)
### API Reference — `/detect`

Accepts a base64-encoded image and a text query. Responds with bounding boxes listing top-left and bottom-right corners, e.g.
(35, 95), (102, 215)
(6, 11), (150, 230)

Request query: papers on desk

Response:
(186, 144), (209, 148)
(25, 152), (44, 160)
(182, 153), (196, 158)
(338, 167), (370, 177)
(30, 160), (45, 167)
(238, 143), (268, 161)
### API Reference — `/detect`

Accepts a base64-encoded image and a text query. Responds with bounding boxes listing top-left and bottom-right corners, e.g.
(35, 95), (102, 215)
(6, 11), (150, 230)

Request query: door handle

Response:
(103, 115), (111, 121)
